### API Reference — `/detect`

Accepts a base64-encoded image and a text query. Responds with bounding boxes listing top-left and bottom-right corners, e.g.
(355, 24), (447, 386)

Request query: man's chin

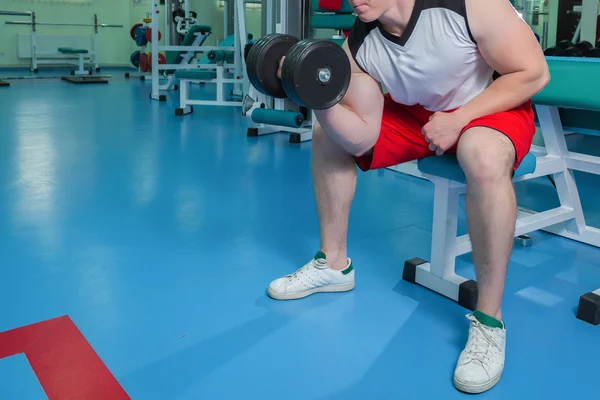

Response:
(357, 12), (378, 23)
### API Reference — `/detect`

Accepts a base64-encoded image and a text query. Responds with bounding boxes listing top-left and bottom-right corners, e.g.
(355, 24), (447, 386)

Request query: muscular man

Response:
(268, 0), (549, 393)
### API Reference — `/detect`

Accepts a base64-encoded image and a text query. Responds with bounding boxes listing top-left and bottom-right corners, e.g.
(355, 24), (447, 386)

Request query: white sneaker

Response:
(267, 251), (355, 300)
(453, 314), (506, 394)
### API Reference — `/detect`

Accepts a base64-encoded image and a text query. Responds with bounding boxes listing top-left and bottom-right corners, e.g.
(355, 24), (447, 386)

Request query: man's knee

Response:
(457, 128), (515, 185)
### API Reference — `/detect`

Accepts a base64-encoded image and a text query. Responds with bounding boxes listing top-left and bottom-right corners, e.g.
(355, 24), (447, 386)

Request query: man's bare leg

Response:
(453, 126), (516, 394)
(311, 123), (358, 271)
(457, 127), (517, 320)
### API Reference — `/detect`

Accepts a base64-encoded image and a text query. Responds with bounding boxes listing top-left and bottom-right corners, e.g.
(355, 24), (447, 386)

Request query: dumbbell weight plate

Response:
(281, 39), (351, 110)
(575, 41), (594, 52)
(560, 46), (584, 57)
(246, 35), (274, 96)
(585, 47), (600, 57)
(246, 33), (299, 98)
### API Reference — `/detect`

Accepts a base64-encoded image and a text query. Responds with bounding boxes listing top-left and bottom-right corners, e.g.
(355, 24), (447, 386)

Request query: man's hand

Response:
(277, 56), (285, 79)
(422, 112), (468, 155)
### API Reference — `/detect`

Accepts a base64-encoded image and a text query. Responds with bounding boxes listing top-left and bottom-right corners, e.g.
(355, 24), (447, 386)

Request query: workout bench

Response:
(402, 57), (600, 326)
(57, 47), (108, 84)
(174, 35), (245, 113)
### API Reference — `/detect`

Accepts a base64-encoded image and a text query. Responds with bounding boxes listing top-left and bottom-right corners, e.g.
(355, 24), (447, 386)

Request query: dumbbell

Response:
(585, 47), (600, 57)
(246, 33), (351, 110)
(575, 40), (594, 52)
(560, 46), (584, 57)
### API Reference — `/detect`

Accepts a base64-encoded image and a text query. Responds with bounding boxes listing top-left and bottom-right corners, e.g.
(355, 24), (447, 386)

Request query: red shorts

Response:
(355, 95), (536, 171)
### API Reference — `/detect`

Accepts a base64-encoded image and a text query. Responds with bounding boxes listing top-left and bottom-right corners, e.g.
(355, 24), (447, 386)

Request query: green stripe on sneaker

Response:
(473, 310), (504, 329)
(341, 263), (354, 275)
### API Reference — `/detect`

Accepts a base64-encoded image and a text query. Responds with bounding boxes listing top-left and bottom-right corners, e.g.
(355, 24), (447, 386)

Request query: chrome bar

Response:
(5, 20), (122, 28)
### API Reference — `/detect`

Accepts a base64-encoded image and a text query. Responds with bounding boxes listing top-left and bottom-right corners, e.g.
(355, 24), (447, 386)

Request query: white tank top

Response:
(348, 0), (494, 112)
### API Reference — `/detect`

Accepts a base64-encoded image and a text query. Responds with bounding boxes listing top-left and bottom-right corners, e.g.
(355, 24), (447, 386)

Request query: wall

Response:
(0, 0), (262, 68)
(0, 0), (131, 67)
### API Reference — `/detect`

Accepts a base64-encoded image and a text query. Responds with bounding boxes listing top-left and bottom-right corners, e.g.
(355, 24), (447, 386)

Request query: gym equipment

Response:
(557, 39), (574, 49)
(585, 47), (600, 57)
(130, 51), (141, 68)
(575, 40), (594, 52)
(251, 108), (304, 128)
(0, 74), (112, 81)
(247, 33), (351, 110)
(244, 0), (354, 143)
(394, 58), (600, 326)
(281, 39), (350, 109)
(126, 14), (154, 80)
(61, 75), (108, 84)
(152, 0), (248, 103)
(3, 12), (122, 73)
(174, 34), (251, 113)
(247, 34), (299, 98)
(145, 27), (162, 42)
(147, 52), (167, 71)
(207, 50), (234, 63)
(543, 46), (562, 56)
(57, 47), (92, 76)
(140, 53), (149, 73)
(560, 46), (585, 57)
(134, 25), (148, 46)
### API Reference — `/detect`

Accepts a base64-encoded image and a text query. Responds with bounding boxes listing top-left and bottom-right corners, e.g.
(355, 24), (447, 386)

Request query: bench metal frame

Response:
(175, 64), (245, 113)
(402, 104), (600, 324)
(150, 0), (248, 102)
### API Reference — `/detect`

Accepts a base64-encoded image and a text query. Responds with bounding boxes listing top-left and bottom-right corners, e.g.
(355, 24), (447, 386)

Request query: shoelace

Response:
(461, 315), (501, 367)
(288, 258), (326, 280)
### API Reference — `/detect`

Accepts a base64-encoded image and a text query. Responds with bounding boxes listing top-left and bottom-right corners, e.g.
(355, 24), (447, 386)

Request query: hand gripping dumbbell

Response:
(246, 34), (351, 110)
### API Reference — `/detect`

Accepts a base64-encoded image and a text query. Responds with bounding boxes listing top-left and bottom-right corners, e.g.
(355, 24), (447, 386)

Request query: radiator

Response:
(17, 33), (92, 58)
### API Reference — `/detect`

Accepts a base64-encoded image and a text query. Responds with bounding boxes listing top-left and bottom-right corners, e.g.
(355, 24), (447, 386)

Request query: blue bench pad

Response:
(58, 47), (88, 54)
(174, 70), (217, 80)
(417, 152), (537, 184)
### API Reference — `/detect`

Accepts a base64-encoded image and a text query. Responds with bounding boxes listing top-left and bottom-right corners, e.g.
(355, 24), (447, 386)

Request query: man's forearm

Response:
(454, 69), (549, 125)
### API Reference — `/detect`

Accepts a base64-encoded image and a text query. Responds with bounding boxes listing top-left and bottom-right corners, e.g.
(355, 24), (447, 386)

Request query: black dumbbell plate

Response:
(246, 33), (299, 98)
(281, 39), (351, 110)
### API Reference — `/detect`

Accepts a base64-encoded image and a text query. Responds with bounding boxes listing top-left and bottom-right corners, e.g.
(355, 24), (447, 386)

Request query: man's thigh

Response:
(453, 100), (536, 176)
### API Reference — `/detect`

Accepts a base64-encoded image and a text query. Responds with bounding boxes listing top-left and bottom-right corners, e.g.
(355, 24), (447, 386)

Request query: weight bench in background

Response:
(57, 47), (90, 75)
(245, 0), (355, 143)
(57, 47), (108, 84)
(174, 35), (248, 113)
(401, 57), (600, 326)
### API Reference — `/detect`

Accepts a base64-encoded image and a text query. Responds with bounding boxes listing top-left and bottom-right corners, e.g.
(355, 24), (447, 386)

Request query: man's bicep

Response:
(466, 0), (546, 76)
(339, 40), (384, 121)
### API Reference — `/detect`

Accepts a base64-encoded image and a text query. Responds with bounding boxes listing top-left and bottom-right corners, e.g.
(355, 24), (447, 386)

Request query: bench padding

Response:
(311, 14), (356, 30)
(58, 47), (88, 54)
(532, 58), (600, 111)
(417, 152), (537, 184)
(174, 70), (217, 80)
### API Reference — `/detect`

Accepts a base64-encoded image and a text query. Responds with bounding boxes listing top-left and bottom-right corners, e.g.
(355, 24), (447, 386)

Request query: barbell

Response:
(5, 20), (123, 28)
(246, 33), (351, 110)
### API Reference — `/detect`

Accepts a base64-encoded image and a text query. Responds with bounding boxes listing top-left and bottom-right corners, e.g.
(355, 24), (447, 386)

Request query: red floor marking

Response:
(0, 315), (130, 400)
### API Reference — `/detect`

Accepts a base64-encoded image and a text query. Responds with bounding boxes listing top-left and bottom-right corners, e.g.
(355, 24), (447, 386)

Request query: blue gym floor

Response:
(1, 68), (599, 399)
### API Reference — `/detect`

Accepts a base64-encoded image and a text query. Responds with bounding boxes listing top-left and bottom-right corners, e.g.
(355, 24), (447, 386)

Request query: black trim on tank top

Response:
(376, 0), (424, 47)
(376, 0), (476, 45)
(348, 19), (378, 74)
